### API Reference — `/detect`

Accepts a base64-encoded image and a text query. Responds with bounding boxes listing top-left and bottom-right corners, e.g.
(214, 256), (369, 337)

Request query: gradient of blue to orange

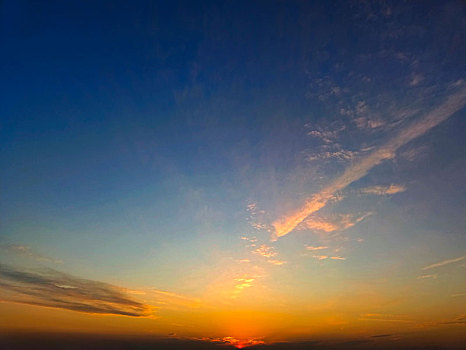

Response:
(1, 1), (466, 349)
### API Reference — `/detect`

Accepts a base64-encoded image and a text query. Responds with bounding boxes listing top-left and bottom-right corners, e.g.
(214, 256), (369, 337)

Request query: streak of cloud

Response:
(267, 259), (286, 265)
(0, 244), (62, 264)
(0, 264), (152, 317)
(422, 256), (465, 270)
(359, 313), (414, 323)
(303, 213), (372, 233)
(312, 255), (328, 260)
(306, 246), (328, 251)
(417, 274), (437, 279)
(360, 184), (406, 195)
(303, 217), (338, 232)
(272, 87), (466, 240)
(441, 313), (466, 325)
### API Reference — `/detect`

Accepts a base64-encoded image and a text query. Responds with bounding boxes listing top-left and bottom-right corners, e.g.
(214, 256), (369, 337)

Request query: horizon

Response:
(1, 1), (466, 349)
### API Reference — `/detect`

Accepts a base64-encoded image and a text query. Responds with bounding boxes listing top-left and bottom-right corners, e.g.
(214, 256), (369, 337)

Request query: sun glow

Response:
(220, 336), (265, 349)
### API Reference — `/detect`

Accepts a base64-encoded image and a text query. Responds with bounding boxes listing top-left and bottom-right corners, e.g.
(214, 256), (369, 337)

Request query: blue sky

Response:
(1, 0), (466, 346)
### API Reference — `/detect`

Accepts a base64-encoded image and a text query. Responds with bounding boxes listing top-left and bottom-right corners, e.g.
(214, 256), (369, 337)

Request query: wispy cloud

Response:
(308, 149), (357, 162)
(360, 184), (406, 195)
(307, 128), (341, 144)
(409, 73), (424, 87)
(306, 246), (328, 251)
(267, 259), (286, 265)
(311, 255), (345, 261)
(272, 87), (466, 240)
(312, 255), (329, 260)
(234, 277), (255, 291)
(253, 244), (277, 258)
(440, 313), (466, 325)
(417, 274), (437, 279)
(0, 244), (62, 264)
(0, 264), (151, 317)
(359, 313), (414, 323)
(422, 256), (465, 270)
(302, 217), (338, 232)
(302, 212), (372, 233)
(370, 334), (393, 338)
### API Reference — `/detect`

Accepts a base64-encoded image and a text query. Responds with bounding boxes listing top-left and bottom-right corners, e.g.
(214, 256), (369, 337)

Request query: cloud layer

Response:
(0, 264), (151, 317)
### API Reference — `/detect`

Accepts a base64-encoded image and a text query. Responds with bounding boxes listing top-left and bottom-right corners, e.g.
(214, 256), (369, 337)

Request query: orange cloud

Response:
(306, 246), (328, 251)
(253, 244), (277, 258)
(267, 259), (286, 265)
(200, 336), (265, 349)
(303, 217), (338, 232)
(302, 213), (372, 233)
(312, 255), (328, 260)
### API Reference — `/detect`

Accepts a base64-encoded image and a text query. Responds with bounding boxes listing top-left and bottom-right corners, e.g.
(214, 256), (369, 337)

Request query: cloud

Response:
(253, 244), (277, 258)
(0, 244), (62, 264)
(267, 259), (286, 265)
(306, 246), (328, 251)
(359, 313), (413, 323)
(0, 264), (152, 317)
(302, 212), (372, 233)
(311, 255), (328, 260)
(370, 334), (393, 338)
(417, 274), (437, 279)
(200, 336), (265, 348)
(234, 277), (255, 291)
(303, 217), (338, 232)
(409, 73), (424, 86)
(421, 256), (465, 270)
(353, 115), (385, 130)
(360, 184), (406, 195)
(441, 313), (466, 325)
(308, 129), (338, 144)
(272, 87), (466, 240)
(308, 149), (357, 162)
(311, 255), (346, 261)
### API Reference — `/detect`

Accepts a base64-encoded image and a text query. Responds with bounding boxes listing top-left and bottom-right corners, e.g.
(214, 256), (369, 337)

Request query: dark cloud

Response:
(0, 264), (151, 317)
(370, 334), (393, 338)
(440, 313), (466, 325)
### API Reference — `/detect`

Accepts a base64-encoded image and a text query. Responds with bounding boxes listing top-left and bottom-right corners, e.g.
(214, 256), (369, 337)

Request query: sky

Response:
(1, 1), (466, 349)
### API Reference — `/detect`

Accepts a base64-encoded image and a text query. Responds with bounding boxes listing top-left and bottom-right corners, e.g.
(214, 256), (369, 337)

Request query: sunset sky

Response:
(1, 1), (465, 349)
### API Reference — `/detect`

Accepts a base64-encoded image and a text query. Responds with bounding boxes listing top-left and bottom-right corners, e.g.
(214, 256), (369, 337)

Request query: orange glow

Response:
(220, 336), (265, 348)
